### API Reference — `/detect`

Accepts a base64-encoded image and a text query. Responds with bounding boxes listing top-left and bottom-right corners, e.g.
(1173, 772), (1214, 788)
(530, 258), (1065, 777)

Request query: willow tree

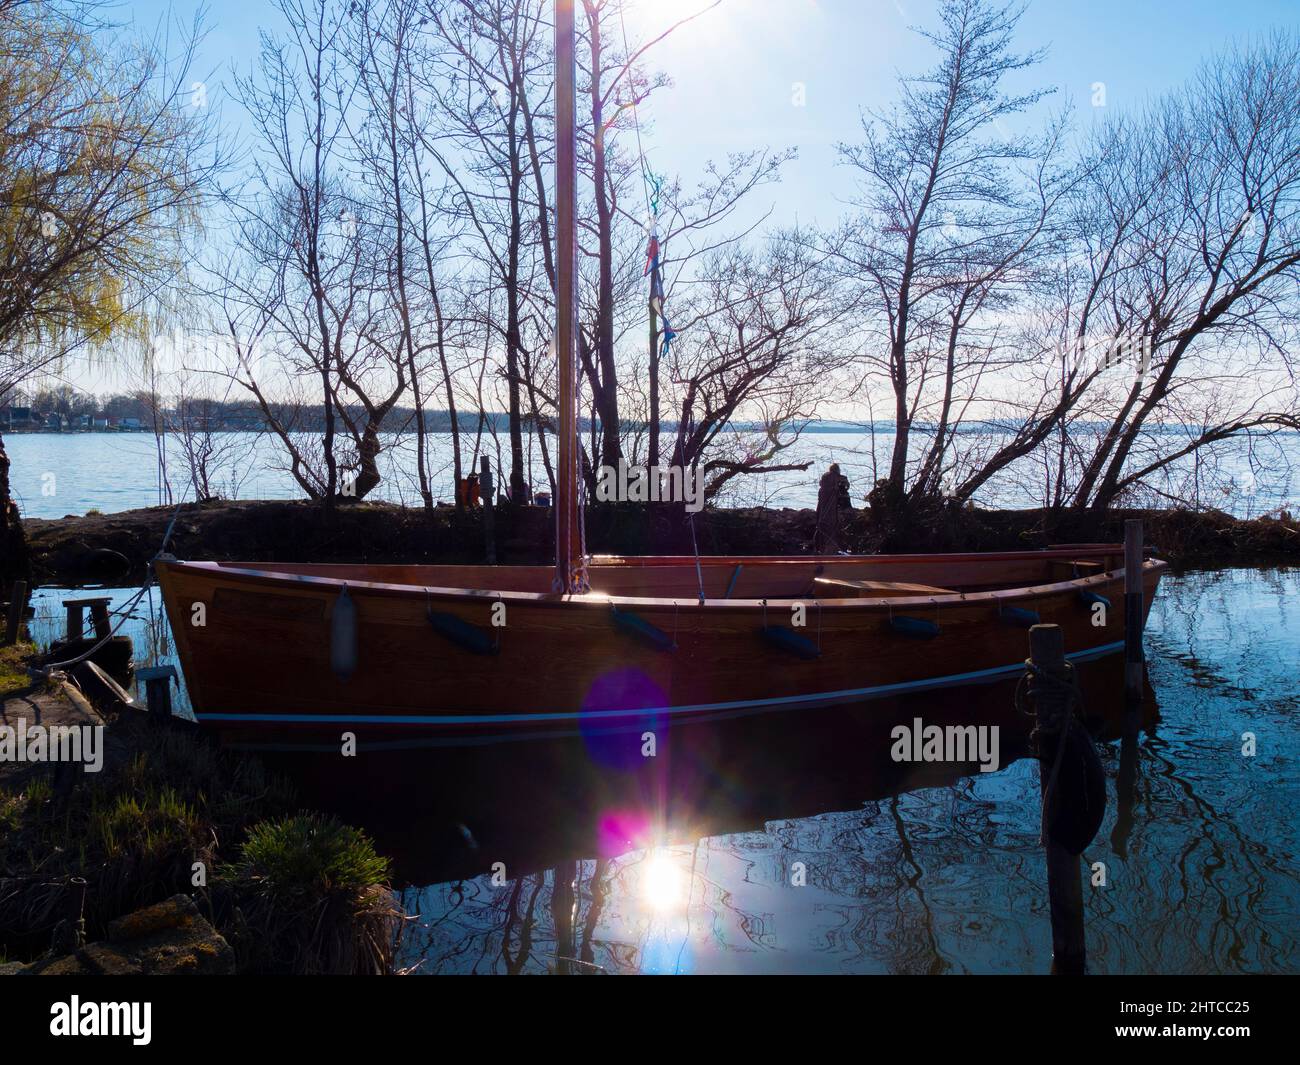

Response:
(0, 0), (213, 582)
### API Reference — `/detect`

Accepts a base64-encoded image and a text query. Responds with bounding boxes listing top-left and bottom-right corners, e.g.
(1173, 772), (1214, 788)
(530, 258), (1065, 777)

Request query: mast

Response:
(553, 0), (584, 593)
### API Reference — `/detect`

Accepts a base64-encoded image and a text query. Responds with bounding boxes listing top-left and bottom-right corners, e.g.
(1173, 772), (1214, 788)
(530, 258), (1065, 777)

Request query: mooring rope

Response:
(1015, 658), (1086, 846)
(31, 493), (190, 676)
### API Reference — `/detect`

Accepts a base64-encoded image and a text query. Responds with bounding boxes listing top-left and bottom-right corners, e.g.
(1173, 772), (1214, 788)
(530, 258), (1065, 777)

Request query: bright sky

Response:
(73, 0), (1299, 397)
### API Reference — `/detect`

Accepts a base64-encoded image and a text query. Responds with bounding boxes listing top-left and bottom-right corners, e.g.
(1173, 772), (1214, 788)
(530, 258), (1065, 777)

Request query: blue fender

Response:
(889, 615), (940, 639)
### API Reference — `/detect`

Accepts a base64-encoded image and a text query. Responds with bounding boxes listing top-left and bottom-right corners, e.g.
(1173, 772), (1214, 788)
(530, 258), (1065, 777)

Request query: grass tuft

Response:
(216, 813), (399, 975)
(237, 813), (390, 898)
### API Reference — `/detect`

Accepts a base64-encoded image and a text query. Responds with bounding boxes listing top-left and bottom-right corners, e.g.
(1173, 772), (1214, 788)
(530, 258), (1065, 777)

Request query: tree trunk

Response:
(648, 295), (660, 467)
(586, 7), (622, 471)
(0, 432), (29, 587)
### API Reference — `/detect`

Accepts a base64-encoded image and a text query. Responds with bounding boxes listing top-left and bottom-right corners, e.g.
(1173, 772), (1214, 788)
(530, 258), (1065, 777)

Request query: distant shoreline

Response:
(6, 423), (1299, 437)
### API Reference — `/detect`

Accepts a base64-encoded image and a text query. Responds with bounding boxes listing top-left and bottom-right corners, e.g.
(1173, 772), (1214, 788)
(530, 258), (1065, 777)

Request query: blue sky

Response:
(129, 0), (1300, 230)
(68, 0), (1294, 398)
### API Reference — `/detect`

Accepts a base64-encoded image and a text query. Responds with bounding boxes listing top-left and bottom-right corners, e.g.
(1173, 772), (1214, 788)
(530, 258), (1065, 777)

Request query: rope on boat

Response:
(687, 509), (705, 605)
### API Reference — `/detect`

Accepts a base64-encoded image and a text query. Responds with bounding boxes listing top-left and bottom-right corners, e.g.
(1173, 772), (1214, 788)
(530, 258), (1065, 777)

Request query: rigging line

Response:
(688, 508), (705, 605)
(616, 2), (654, 222)
(36, 488), (191, 676)
(617, 2), (679, 365)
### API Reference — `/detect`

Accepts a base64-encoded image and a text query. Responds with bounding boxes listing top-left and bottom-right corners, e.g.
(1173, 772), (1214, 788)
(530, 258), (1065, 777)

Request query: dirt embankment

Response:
(17, 497), (1298, 584)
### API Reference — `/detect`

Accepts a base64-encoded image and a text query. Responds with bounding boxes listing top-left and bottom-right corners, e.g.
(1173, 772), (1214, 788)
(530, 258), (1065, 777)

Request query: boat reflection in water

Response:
(257, 656), (1163, 974)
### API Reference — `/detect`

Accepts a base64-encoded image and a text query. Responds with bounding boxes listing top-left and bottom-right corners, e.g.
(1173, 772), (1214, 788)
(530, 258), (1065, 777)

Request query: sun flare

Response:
(642, 851), (685, 911)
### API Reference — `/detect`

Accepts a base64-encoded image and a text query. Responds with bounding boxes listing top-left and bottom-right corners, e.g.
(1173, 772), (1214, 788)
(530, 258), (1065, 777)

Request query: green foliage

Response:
(0, 0), (211, 395)
(0, 720), (296, 961)
(235, 813), (390, 899)
(215, 814), (398, 975)
(0, 640), (35, 696)
(0, 718), (395, 973)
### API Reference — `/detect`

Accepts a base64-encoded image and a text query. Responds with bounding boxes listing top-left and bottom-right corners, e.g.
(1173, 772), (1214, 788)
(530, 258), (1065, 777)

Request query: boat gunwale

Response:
(156, 555), (1167, 613)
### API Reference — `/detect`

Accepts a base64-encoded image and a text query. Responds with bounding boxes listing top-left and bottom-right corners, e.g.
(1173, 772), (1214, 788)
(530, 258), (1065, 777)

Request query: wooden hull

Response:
(154, 549), (1164, 746)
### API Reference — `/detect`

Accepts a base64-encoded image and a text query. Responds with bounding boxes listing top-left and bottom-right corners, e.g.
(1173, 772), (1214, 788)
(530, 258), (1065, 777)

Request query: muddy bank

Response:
(1, 647), (399, 973)
(18, 497), (1298, 583)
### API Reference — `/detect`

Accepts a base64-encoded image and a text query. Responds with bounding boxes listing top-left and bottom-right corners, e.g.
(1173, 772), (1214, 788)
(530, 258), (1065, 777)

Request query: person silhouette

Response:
(814, 463), (851, 552)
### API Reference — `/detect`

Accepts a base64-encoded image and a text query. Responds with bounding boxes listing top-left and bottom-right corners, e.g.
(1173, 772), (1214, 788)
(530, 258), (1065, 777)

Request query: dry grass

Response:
(0, 723), (400, 973)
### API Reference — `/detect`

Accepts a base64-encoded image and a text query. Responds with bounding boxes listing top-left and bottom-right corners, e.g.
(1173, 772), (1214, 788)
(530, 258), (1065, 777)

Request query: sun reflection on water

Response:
(641, 850), (685, 912)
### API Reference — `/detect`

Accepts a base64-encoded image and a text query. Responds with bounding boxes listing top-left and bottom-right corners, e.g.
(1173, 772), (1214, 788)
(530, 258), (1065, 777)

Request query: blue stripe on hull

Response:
(194, 640), (1125, 728)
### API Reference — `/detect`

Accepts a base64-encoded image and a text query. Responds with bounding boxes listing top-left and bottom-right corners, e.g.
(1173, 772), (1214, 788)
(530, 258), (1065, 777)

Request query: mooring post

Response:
(1123, 519), (1144, 712)
(3, 579), (26, 645)
(62, 597), (113, 642)
(480, 455), (497, 565)
(1028, 623), (1087, 974)
(136, 664), (178, 720)
(63, 600), (84, 641)
(87, 599), (112, 640)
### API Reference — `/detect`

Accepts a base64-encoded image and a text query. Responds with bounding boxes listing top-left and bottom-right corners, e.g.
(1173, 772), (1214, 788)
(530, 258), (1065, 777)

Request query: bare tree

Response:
(223, 0), (412, 504)
(1068, 34), (1300, 508)
(833, 0), (1053, 506)
(416, 0), (553, 503)
(667, 232), (849, 498)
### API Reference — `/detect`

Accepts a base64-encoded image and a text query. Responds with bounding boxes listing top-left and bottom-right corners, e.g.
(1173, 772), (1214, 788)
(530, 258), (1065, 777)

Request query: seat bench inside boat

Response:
(213, 548), (1122, 603)
(812, 576), (957, 597)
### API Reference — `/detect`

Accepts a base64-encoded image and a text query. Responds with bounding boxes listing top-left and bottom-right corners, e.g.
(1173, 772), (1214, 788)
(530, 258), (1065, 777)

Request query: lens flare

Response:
(642, 850), (684, 911)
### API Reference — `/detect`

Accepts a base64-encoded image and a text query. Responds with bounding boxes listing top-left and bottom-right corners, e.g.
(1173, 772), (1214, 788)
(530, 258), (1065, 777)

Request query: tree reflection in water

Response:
(384, 570), (1299, 974)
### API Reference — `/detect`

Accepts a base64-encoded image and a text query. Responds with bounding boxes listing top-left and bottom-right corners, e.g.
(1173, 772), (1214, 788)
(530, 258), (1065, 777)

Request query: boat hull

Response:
(154, 551), (1164, 746)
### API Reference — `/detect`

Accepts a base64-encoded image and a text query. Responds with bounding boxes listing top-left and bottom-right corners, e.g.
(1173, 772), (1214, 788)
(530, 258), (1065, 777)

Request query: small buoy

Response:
(330, 585), (358, 681)
(888, 616), (940, 639)
(1042, 719), (1107, 856)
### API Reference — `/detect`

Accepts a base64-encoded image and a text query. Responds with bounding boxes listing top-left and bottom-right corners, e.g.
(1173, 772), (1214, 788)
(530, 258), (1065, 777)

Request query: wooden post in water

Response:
(136, 664), (178, 721)
(64, 600), (84, 641)
(480, 455), (497, 565)
(4, 579), (26, 645)
(1123, 519), (1144, 711)
(1028, 623), (1086, 974)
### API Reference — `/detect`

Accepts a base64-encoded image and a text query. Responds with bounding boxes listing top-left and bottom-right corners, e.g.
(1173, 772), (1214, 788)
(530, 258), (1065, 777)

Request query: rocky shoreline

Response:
(16, 498), (1298, 584)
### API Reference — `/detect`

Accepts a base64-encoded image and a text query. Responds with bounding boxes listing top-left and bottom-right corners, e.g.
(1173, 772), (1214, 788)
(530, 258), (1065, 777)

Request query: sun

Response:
(622, 0), (727, 38)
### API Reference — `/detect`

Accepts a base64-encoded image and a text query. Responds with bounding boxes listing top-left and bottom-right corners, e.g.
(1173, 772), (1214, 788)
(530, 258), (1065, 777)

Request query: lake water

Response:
(6, 428), (1298, 519)
(24, 566), (1299, 974)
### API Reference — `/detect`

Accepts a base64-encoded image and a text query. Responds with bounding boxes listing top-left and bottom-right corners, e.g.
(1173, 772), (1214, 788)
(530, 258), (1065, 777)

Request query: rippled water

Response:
(380, 569), (1297, 975)
(7, 429), (1297, 518)
(25, 567), (1299, 974)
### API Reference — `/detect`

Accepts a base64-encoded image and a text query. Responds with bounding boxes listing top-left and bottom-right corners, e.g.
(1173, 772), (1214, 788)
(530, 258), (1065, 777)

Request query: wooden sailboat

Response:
(154, 3), (1165, 745)
(156, 550), (1163, 745)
